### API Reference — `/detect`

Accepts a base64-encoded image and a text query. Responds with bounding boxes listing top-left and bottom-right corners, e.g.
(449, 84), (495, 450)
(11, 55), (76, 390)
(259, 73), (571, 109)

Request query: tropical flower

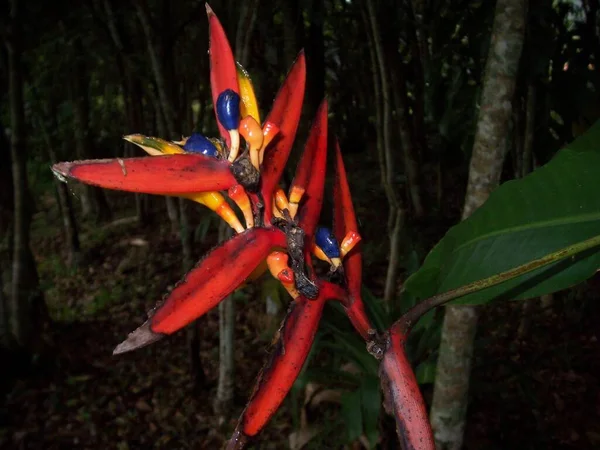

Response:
(52, 5), (373, 447)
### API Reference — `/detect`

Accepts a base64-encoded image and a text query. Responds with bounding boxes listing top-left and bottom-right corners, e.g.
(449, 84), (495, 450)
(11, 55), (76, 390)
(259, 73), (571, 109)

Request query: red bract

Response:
(52, 154), (237, 194)
(260, 52), (306, 224)
(113, 228), (287, 354)
(380, 327), (435, 449)
(50, 5), (434, 449)
(207, 4), (239, 148)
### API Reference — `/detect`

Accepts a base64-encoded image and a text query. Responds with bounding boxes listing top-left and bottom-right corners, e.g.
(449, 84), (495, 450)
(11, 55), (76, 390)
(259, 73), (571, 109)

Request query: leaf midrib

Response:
(451, 211), (600, 256)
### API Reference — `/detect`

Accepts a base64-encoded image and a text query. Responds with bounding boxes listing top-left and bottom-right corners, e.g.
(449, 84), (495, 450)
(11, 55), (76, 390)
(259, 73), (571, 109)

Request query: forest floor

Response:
(2, 162), (600, 449)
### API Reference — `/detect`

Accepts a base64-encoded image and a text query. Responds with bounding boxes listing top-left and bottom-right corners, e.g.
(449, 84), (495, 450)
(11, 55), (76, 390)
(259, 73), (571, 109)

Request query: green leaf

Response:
(404, 119), (600, 306)
(415, 358), (437, 384)
(360, 376), (381, 448)
(341, 389), (363, 442)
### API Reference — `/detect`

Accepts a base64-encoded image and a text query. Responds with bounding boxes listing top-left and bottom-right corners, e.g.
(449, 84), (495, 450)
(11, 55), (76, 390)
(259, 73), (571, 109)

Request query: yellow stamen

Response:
(267, 252), (299, 299)
(340, 231), (362, 258)
(228, 184), (254, 228)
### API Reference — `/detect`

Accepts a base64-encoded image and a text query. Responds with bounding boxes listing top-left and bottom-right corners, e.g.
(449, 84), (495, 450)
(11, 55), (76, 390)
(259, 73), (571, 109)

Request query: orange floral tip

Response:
(340, 231), (362, 258)
(287, 185), (305, 218)
(267, 251), (289, 277)
(240, 116), (264, 150)
(267, 252), (299, 299)
(240, 116), (263, 170)
(274, 188), (289, 212)
(123, 134), (183, 156)
(194, 191), (244, 233)
(228, 184), (254, 228)
(312, 244), (331, 263)
(272, 199), (284, 219)
(259, 121), (280, 164)
(288, 185), (305, 204)
(330, 257), (342, 268)
(278, 271), (300, 299)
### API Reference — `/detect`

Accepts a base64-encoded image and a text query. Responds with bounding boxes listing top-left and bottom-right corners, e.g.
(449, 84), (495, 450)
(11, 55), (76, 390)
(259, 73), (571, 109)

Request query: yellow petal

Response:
(123, 134), (184, 155)
(236, 62), (261, 123)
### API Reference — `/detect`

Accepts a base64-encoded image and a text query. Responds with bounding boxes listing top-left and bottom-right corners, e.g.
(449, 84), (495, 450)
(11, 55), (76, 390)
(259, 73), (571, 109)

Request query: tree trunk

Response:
(0, 123), (12, 345)
(364, 0), (405, 307)
(281, 0), (304, 69)
(306, 0), (325, 116)
(518, 83), (537, 337)
(135, 0), (178, 137)
(213, 221), (235, 417)
(6, 0), (47, 349)
(40, 118), (82, 268)
(137, 1), (182, 233)
(70, 41), (112, 223)
(430, 1), (527, 448)
(390, 60), (425, 219)
(235, 0), (259, 67)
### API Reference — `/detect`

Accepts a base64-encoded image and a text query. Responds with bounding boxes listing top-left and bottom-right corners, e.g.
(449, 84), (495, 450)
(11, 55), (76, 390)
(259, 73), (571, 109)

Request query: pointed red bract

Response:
(297, 100), (328, 240)
(261, 51), (306, 223)
(333, 141), (358, 244)
(238, 295), (324, 438)
(150, 228), (286, 334)
(332, 141), (373, 339)
(233, 280), (346, 441)
(380, 328), (435, 450)
(52, 155), (237, 194)
(207, 5), (239, 146)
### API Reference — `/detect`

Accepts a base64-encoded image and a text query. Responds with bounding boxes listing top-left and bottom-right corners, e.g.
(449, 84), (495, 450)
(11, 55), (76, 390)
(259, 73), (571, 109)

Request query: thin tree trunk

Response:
(214, 221), (235, 417)
(390, 61), (425, 219)
(518, 84), (537, 337)
(0, 274), (8, 346)
(430, 1), (527, 448)
(281, 0), (304, 69)
(6, 0), (47, 348)
(149, 87), (180, 233)
(38, 115), (81, 268)
(137, 2), (181, 233)
(306, 0), (325, 116)
(235, 0), (259, 67)
(364, 0), (405, 306)
(135, 0), (178, 137)
(70, 41), (112, 223)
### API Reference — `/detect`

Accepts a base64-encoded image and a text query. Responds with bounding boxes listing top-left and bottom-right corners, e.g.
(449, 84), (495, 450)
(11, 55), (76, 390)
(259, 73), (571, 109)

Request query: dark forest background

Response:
(1, 0), (600, 448)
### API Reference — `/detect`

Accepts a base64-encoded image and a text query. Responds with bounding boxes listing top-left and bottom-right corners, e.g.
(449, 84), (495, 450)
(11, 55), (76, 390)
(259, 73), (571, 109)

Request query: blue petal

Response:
(183, 133), (219, 158)
(216, 89), (241, 130)
(315, 227), (341, 258)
